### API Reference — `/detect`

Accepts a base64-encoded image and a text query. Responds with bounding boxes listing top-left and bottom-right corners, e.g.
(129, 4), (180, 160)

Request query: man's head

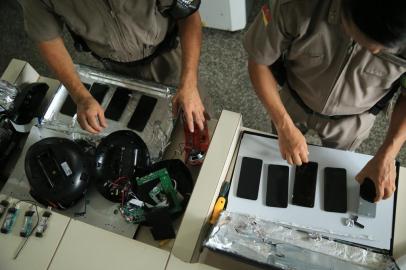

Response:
(341, 0), (406, 54)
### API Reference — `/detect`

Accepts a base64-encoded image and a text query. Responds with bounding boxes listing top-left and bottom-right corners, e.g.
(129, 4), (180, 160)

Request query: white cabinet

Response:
(200, 0), (253, 31)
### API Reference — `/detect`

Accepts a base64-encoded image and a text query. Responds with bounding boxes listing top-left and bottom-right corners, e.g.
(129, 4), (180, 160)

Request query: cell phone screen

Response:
(236, 157), (263, 200)
(266, 164), (289, 208)
(105, 87), (131, 120)
(127, 95), (157, 132)
(60, 83), (90, 116)
(90, 83), (109, 104)
(324, 167), (347, 213)
(292, 162), (318, 208)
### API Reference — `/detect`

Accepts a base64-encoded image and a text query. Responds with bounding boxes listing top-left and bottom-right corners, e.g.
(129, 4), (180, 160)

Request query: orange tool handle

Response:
(210, 197), (226, 225)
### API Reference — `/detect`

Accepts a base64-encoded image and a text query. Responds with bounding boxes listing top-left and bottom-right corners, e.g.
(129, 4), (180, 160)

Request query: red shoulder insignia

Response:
(261, 4), (272, 26)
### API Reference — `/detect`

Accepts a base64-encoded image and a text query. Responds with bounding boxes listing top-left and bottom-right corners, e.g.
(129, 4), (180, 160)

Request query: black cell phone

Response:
(236, 157), (263, 200)
(266, 164), (289, 208)
(127, 95), (157, 132)
(60, 83), (90, 116)
(90, 83), (109, 104)
(105, 87), (131, 120)
(292, 162), (318, 208)
(324, 167), (347, 213)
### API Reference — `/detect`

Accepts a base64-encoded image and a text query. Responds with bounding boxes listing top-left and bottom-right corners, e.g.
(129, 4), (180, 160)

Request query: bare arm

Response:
(248, 59), (308, 165)
(357, 93), (406, 201)
(172, 11), (206, 132)
(379, 94), (406, 158)
(37, 37), (107, 133)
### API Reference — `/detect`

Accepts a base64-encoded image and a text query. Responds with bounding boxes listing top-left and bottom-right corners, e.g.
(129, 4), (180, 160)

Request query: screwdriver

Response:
(210, 181), (230, 225)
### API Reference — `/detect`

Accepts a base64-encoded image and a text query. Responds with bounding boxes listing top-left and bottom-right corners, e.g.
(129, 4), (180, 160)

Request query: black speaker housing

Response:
(94, 130), (151, 202)
(25, 137), (90, 209)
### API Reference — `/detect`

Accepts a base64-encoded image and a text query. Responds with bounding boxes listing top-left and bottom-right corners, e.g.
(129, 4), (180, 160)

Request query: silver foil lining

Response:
(41, 64), (177, 162)
(0, 79), (18, 112)
(204, 211), (395, 270)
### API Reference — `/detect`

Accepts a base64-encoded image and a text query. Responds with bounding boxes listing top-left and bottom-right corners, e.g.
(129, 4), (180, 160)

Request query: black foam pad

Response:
(360, 178), (376, 203)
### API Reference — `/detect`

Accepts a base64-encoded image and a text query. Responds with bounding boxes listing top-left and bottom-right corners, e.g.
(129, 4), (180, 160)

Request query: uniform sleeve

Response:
(243, 1), (293, 66)
(18, 0), (64, 42)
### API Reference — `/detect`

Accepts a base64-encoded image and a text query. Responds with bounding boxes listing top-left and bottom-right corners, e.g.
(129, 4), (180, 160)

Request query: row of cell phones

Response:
(60, 83), (157, 132)
(236, 157), (347, 213)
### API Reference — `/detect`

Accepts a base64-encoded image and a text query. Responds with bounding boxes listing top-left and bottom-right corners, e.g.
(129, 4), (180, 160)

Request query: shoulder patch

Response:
(261, 4), (272, 26)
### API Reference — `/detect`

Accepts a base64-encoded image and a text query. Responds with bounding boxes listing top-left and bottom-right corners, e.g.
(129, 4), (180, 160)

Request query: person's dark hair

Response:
(341, 0), (406, 48)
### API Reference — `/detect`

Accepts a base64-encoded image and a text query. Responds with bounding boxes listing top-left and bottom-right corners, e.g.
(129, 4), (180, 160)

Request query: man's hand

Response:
(37, 38), (108, 134)
(277, 120), (309, 165)
(177, 12), (204, 133)
(247, 60), (309, 165)
(356, 153), (397, 202)
(355, 93), (406, 202)
(76, 94), (108, 134)
(172, 85), (206, 133)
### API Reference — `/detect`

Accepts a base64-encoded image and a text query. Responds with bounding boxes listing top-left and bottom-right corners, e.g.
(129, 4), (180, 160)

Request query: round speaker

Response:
(94, 130), (151, 202)
(25, 137), (90, 209)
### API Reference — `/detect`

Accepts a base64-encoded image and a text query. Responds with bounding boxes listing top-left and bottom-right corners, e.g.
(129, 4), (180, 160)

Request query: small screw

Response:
(351, 215), (365, 229)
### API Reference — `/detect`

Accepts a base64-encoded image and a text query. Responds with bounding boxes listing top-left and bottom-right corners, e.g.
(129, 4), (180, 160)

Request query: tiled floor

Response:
(0, 0), (404, 165)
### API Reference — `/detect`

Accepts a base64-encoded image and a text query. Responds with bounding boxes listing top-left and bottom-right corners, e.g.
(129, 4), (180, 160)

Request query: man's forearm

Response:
(248, 59), (309, 165)
(177, 11), (202, 88)
(378, 93), (406, 158)
(248, 59), (293, 130)
(37, 37), (91, 103)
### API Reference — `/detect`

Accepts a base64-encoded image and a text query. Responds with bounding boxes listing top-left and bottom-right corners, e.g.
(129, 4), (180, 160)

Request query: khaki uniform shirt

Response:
(244, 0), (406, 116)
(18, 0), (175, 63)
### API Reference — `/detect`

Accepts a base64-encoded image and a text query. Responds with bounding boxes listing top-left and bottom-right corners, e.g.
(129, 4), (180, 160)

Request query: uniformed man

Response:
(18, 0), (206, 134)
(245, 0), (406, 201)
